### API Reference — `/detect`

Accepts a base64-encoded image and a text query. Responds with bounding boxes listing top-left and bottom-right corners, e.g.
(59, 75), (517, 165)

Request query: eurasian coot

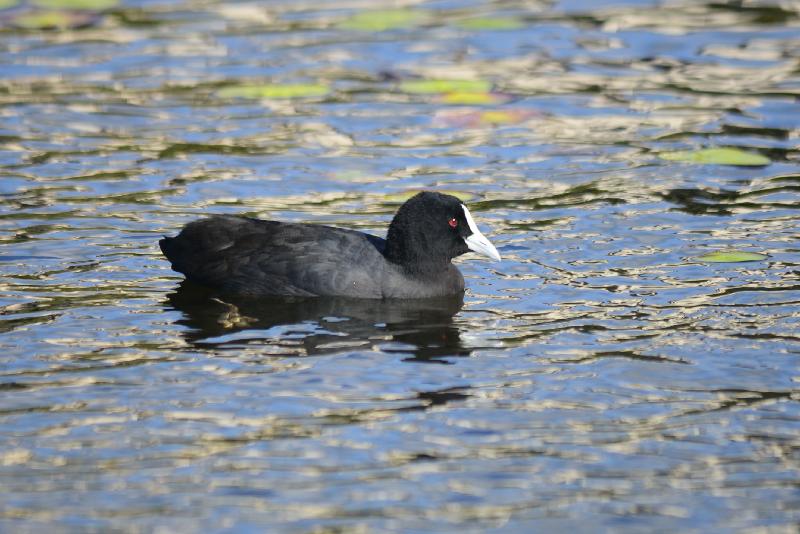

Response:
(160, 191), (500, 298)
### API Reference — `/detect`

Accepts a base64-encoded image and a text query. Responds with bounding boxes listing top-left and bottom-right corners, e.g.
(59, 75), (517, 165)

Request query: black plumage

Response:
(159, 191), (500, 299)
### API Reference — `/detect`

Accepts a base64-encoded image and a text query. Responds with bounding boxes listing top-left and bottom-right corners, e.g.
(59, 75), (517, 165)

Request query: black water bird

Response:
(160, 191), (501, 298)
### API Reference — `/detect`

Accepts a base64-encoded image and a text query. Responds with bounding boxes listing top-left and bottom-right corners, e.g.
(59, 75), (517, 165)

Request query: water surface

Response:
(1, 0), (799, 531)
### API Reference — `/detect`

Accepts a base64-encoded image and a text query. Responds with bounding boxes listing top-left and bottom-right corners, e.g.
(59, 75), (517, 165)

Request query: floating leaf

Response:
(660, 147), (770, 166)
(696, 251), (768, 263)
(0, 0), (20, 10)
(400, 79), (491, 94)
(217, 84), (330, 100)
(434, 109), (538, 128)
(339, 9), (428, 31)
(440, 92), (508, 105)
(12, 10), (74, 29)
(383, 190), (475, 203)
(455, 17), (524, 30)
(32, 0), (119, 8)
(479, 111), (522, 124)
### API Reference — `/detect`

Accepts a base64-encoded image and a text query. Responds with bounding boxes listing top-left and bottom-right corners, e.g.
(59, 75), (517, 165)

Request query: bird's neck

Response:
(384, 234), (451, 277)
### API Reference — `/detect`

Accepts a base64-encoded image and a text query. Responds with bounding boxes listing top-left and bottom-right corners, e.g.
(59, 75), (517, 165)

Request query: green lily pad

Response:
(32, 0), (119, 9)
(455, 17), (524, 30)
(12, 10), (74, 29)
(383, 190), (475, 203)
(660, 147), (770, 166)
(217, 83), (330, 100)
(0, 0), (21, 10)
(339, 9), (428, 31)
(479, 111), (523, 124)
(440, 92), (508, 105)
(696, 251), (768, 263)
(400, 79), (492, 94)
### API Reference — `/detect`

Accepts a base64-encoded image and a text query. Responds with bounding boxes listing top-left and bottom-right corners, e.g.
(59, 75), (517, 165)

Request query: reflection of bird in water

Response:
(166, 281), (471, 363)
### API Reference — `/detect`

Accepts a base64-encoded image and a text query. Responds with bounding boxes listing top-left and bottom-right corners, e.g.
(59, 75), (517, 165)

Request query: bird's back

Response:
(160, 215), (386, 297)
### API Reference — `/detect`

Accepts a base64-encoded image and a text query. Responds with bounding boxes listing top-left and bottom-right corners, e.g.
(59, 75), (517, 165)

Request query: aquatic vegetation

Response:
(660, 147), (771, 166)
(338, 8), (430, 31)
(454, 17), (525, 31)
(696, 251), (769, 263)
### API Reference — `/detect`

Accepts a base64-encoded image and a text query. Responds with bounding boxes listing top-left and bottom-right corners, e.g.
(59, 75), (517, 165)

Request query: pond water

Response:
(1, 0), (799, 531)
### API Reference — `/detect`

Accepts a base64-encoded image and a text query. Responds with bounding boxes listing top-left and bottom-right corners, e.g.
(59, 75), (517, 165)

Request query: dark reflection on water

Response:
(662, 186), (800, 216)
(167, 281), (469, 363)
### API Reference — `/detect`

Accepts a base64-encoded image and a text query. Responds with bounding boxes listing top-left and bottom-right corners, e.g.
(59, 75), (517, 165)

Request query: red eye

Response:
(448, 217), (458, 228)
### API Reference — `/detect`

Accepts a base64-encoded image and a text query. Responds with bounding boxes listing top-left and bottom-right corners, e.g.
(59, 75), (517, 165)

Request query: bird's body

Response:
(160, 192), (499, 299)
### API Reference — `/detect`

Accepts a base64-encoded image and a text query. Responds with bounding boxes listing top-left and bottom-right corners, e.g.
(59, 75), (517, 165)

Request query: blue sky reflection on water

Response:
(0, 0), (799, 531)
